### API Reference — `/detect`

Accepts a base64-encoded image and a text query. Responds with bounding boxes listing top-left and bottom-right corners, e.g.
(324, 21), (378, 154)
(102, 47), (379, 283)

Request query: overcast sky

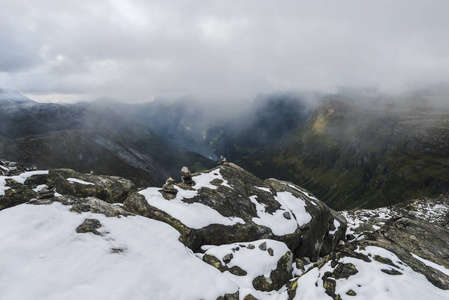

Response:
(1, 0), (449, 103)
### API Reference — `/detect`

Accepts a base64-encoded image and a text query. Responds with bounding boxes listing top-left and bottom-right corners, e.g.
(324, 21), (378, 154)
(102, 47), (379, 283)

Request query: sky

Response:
(1, 0), (449, 103)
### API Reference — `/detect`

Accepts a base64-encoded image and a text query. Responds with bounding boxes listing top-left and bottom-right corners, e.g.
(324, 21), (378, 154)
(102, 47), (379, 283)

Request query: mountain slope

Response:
(0, 94), (216, 184)
(1, 163), (448, 299)
(271, 97), (449, 209)
(0, 130), (167, 186)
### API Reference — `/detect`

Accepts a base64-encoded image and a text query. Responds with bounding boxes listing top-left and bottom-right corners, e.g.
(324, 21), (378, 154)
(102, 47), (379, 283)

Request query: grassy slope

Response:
(234, 98), (449, 210)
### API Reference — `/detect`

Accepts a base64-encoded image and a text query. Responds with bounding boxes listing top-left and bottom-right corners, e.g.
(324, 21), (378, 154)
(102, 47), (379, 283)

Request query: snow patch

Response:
(67, 178), (95, 185)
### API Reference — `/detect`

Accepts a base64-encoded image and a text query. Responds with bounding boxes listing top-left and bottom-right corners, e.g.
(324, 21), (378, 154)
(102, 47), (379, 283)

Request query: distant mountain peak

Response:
(0, 89), (35, 104)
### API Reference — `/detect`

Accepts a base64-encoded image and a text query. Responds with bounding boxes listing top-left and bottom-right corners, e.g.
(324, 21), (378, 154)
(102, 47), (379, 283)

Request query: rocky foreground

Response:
(0, 159), (448, 299)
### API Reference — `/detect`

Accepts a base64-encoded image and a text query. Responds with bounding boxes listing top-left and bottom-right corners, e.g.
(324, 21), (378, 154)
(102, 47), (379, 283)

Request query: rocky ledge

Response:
(1, 158), (448, 299)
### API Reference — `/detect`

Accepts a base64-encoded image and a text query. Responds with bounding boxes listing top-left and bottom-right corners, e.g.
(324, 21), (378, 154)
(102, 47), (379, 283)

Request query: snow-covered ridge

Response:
(0, 89), (34, 104)
(139, 168), (244, 228)
(1, 162), (448, 299)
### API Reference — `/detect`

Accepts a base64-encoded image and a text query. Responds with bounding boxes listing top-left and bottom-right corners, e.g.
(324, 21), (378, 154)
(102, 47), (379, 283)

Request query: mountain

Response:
(0, 88), (34, 105)
(0, 161), (448, 299)
(0, 94), (216, 185)
(218, 95), (449, 210)
(0, 130), (167, 187)
(269, 97), (449, 209)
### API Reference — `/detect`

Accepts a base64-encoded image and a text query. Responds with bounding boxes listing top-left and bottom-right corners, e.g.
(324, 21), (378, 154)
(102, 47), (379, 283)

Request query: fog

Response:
(1, 0), (449, 103)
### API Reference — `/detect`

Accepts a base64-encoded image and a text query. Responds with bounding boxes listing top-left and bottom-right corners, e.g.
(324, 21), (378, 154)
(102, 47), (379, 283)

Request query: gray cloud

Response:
(1, 0), (449, 102)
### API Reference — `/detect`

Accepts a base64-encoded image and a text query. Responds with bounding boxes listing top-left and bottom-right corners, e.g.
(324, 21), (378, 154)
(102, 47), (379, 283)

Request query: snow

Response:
(293, 246), (449, 300)
(0, 89), (33, 103)
(256, 186), (272, 193)
(329, 219), (341, 235)
(0, 170), (49, 196)
(67, 178), (95, 185)
(249, 191), (311, 236)
(275, 192), (312, 226)
(202, 240), (291, 300)
(250, 196), (298, 236)
(32, 184), (47, 192)
(0, 202), (238, 300)
(411, 253), (449, 277)
(139, 168), (244, 229)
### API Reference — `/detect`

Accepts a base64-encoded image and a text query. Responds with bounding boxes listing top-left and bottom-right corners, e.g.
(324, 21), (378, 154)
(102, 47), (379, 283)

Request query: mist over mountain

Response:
(0, 90), (216, 186)
(1, 87), (449, 209)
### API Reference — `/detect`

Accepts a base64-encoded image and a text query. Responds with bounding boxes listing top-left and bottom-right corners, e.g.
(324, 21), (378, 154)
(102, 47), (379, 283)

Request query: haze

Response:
(1, 0), (449, 103)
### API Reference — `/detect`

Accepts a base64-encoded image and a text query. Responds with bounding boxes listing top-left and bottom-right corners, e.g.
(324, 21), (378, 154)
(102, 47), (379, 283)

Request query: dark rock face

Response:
(124, 163), (346, 258)
(48, 169), (136, 203)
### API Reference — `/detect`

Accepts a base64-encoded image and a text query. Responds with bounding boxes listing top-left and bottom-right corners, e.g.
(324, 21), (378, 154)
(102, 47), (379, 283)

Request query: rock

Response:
(203, 254), (247, 276)
(268, 248), (274, 256)
(29, 195), (132, 218)
(346, 233), (356, 241)
(288, 215), (449, 299)
(24, 174), (49, 188)
(252, 250), (293, 291)
(243, 294), (258, 300)
(161, 177), (178, 199)
(0, 178), (36, 210)
(223, 253), (233, 264)
(36, 187), (55, 199)
(76, 218), (103, 235)
(48, 169), (136, 203)
(283, 211), (291, 219)
(259, 241), (267, 251)
(125, 164), (346, 258)
(203, 240), (292, 292)
(220, 155), (227, 165)
(180, 166), (194, 185)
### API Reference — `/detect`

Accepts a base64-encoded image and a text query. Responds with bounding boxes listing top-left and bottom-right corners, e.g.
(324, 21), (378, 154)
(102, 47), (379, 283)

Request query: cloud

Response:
(1, 0), (449, 102)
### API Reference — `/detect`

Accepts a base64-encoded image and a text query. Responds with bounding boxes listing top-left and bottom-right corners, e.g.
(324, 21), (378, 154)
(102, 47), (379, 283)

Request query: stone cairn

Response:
(180, 166), (194, 185)
(36, 185), (55, 200)
(219, 155), (227, 165)
(161, 177), (178, 199)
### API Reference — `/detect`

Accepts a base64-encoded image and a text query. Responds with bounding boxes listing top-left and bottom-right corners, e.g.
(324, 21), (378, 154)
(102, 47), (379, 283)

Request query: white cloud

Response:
(1, 0), (449, 102)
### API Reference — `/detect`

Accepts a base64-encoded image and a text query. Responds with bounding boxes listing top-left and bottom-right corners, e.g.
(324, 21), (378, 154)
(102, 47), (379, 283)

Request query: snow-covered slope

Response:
(0, 89), (34, 104)
(0, 202), (238, 300)
(1, 162), (449, 299)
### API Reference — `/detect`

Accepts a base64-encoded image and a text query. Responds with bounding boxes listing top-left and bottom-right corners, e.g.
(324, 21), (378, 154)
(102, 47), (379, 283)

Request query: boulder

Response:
(124, 163), (346, 259)
(48, 169), (136, 203)
(0, 178), (36, 210)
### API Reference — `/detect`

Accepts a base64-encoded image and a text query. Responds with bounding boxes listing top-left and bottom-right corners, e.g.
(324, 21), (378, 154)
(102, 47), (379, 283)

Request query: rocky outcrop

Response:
(48, 168), (136, 203)
(202, 239), (293, 293)
(0, 178), (36, 210)
(124, 163), (346, 260)
(288, 196), (449, 299)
